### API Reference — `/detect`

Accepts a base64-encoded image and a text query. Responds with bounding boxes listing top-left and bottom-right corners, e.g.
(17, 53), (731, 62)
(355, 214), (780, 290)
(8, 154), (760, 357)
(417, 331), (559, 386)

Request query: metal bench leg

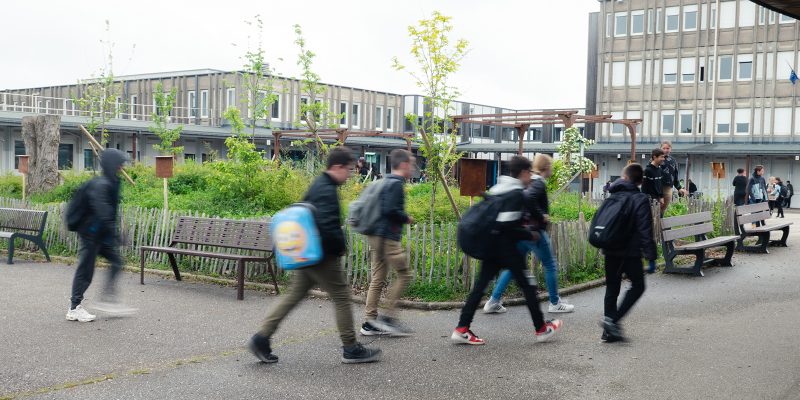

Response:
(140, 249), (146, 285)
(692, 250), (705, 277)
(167, 253), (182, 281)
(267, 256), (279, 295)
(237, 259), (245, 301)
(720, 242), (734, 267)
(774, 227), (790, 247)
(7, 237), (15, 265)
(36, 238), (51, 262)
(736, 236), (745, 251)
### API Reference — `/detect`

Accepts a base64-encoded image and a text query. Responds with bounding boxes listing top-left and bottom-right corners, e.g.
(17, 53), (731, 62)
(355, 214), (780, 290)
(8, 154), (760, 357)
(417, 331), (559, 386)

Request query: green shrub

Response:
(0, 174), (22, 199)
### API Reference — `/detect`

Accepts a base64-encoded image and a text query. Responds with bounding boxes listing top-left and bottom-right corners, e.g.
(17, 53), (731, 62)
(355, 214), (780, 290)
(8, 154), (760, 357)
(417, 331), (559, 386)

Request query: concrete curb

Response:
(3, 250), (608, 310)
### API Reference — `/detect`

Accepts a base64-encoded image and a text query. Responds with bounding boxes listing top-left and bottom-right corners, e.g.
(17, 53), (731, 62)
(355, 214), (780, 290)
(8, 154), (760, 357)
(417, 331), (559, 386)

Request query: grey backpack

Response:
(347, 179), (389, 234)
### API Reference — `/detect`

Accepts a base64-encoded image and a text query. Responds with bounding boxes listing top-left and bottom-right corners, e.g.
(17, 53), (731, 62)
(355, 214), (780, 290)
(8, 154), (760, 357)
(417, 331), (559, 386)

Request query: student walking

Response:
(642, 149), (666, 212)
(451, 156), (562, 345)
(66, 149), (136, 322)
(774, 178), (785, 218)
(748, 166), (769, 227)
(250, 147), (381, 364)
(483, 154), (574, 314)
(361, 149), (415, 336)
(600, 164), (658, 343)
(786, 181), (794, 208)
(732, 168), (748, 206)
(659, 141), (686, 209)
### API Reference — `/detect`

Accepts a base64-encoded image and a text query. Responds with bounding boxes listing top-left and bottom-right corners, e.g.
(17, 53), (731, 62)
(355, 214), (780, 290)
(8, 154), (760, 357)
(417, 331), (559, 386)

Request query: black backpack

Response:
(457, 194), (504, 260)
(779, 184), (788, 199)
(65, 180), (94, 232)
(588, 192), (634, 250)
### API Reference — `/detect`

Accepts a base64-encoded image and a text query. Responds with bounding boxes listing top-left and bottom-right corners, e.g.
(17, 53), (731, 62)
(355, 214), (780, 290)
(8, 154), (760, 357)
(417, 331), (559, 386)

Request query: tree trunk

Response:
(429, 180), (437, 223)
(21, 115), (62, 196)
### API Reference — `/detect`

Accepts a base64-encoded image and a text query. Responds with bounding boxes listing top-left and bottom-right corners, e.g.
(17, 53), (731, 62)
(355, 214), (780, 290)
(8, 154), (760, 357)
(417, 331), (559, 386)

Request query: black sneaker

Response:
(360, 321), (390, 336)
(249, 334), (279, 363)
(341, 343), (382, 364)
(371, 316), (414, 337)
(599, 318), (625, 343)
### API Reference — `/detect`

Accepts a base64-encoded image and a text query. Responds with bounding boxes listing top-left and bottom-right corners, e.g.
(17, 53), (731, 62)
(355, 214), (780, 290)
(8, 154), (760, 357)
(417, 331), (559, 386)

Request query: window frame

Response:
(375, 106), (383, 130)
(615, 12), (628, 37)
(188, 91), (197, 118)
(631, 10), (645, 35)
(661, 111), (676, 135)
(665, 6), (680, 32)
(718, 55), (733, 81)
(683, 5), (698, 31)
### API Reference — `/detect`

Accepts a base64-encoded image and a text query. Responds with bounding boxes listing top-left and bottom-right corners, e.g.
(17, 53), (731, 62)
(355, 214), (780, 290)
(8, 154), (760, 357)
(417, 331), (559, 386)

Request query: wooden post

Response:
(626, 123), (638, 163)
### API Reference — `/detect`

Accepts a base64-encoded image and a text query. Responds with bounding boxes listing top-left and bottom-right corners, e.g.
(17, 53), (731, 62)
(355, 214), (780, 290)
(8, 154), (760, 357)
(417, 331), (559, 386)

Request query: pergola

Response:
(271, 128), (414, 159)
(451, 110), (642, 162)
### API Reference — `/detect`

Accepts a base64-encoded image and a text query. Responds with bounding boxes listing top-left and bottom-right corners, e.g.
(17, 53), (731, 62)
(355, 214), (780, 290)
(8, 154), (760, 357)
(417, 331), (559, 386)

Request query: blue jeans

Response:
(490, 232), (560, 305)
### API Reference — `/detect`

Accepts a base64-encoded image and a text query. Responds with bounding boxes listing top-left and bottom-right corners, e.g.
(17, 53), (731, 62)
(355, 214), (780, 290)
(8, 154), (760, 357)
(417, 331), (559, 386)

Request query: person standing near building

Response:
(642, 149), (666, 212)
(67, 149), (136, 322)
(600, 163), (657, 343)
(659, 141), (686, 208)
(250, 147), (381, 364)
(786, 180), (794, 209)
(360, 149), (415, 336)
(451, 156), (562, 345)
(732, 168), (748, 206)
(483, 154), (574, 314)
(773, 178), (785, 218)
(767, 176), (777, 214)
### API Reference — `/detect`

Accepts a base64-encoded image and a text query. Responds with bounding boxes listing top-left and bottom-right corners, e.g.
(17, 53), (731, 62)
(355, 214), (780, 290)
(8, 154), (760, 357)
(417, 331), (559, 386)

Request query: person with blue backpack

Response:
(451, 156), (563, 345)
(249, 147), (381, 364)
(483, 154), (574, 314)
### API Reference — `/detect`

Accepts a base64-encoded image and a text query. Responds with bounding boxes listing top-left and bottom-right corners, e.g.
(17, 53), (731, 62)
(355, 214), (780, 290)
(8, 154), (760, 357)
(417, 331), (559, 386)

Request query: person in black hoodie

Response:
(642, 148), (665, 212)
(450, 156), (563, 345)
(66, 149), (135, 323)
(600, 163), (658, 343)
(250, 147), (381, 364)
(361, 149), (415, 337)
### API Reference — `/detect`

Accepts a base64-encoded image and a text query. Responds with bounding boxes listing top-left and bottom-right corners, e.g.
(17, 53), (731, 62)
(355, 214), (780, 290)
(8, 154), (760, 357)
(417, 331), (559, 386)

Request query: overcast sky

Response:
(2, 0), (600, 110)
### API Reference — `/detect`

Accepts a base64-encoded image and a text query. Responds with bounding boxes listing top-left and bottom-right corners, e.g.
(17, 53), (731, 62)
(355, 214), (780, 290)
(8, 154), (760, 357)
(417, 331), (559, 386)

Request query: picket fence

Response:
(0, 196), (735, 291)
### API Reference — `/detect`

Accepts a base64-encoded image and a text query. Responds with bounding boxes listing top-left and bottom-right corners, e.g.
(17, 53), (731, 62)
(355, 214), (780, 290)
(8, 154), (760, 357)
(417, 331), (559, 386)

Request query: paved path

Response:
(2, 214), (800, 399)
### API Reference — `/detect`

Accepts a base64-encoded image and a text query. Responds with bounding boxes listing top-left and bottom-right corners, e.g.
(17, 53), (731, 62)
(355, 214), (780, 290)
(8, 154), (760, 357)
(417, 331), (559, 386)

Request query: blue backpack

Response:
(271, 203), (323, 270)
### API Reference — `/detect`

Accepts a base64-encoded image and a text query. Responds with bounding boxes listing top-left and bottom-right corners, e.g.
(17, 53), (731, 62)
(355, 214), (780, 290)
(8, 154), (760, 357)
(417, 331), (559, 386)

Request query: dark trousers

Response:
(776, 199), (785, 217)
(603, 255), (645, 324)
(458, 251), (545, 331)
(70, 234), (123, 308)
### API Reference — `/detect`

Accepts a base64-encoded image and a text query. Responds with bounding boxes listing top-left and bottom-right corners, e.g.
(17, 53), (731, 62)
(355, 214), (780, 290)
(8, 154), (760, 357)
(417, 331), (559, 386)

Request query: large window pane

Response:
(719, 56), (733, 80)
(615, 13), (628, 36)
(662, 113), (675, 134)
(680, 113), (693, 133)
(58, 144), (73, 170)
(632, 12), (644, 34)
(666, 7), (680, 32)
(684, 9), (697, 30)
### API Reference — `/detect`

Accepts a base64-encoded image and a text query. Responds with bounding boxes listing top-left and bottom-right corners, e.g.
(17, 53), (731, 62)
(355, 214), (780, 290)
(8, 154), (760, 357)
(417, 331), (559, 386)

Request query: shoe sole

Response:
(369, 322), (414, 337)
(483, 307), (507, 314)
(248, 342), (279, 364)
(359, 328), (390, 336)
(450, 333), (485, 345)
(66, 315), (95, 322)
(341, 352), (382, 364)
(548, 308), (574, 313)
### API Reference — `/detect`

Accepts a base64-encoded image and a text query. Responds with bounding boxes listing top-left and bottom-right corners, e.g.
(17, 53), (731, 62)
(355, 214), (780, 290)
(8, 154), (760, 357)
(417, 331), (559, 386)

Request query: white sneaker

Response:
(548, 300), (575, 313)
(483, 299), (507, 314)
(66, 305), (96, 322)
(93, 300), (138, 316)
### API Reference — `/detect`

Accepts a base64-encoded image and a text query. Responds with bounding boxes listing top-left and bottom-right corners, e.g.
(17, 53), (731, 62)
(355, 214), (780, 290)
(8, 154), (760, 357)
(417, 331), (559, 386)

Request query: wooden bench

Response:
(139, 216), (277, 300)
(0, 207), (50, 264)
(661, 211), (739, 277)
(734, 202), (792, 253)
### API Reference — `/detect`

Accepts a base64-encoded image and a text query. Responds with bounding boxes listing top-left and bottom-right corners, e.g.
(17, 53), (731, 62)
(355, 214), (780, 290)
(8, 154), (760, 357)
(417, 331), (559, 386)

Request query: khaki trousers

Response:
(364, 236), (411, 320)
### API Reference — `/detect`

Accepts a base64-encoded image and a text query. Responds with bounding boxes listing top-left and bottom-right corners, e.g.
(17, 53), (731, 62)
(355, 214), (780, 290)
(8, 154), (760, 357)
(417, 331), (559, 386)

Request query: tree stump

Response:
(21, 115), (62, 196)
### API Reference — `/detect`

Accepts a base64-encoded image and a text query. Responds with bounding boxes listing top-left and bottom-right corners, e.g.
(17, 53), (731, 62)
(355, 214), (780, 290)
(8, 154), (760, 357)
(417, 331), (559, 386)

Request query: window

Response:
(58, 143), (73, 170)
(44, 100), (50, 114)
(775, 108), (792, 134)
(375, 106), (383, 129)
(738, 1), (756, 28)
(114, 97), (121, 118)
(188, 91), (197, 118)
(662, 112), (675, 134)
(718, 56), (733, 81)
(184, 154), (196, 161)
(720, 2), (736, 29)
(612, 112), (625, 134)
(663, 59), (678, 84)
(778, 52), (795, 81)
(271, 95), (280, 120)
(716, 109), (731, 134)
(699, 59), (706, 82)
(615, 12), (628, 37)
(647, 9), (654, 34)
(683, 5), (697, 31)
(631, 11), (644, 35)
(710, 3), (716, 28)
(697, 113), (703, 133)
(780, 13), (794, 23)
(606, 13), (612, 37)
(628, 60), (643, 86)
(528, 127), (543, 141)
(708, 58), (715, 81)
(612, 61), (626, 87)
(738, 55), (753, 81)
(604, 62), (610, 87)
(735, 109), (750, 134)
(200, 90), (208, 118)
(14, 141), (25, 169)
(666, 7), (680, 32)
(83, 149), (95, 170)
(645, 60), (652, 84)
(64, 99), (71, 116)
(226, 88), (236, 110)
(681, 58), (696, 83)
(680, 112), (693, 133)
(386, 107), (394, 132)
(130, 95), (138, 120)
(339, 102), (348, 126)
(756, 54), (765, 80)
(759, 7), (775, 25)
(553, 127), (563, 141)
(352, 103), (360, 128)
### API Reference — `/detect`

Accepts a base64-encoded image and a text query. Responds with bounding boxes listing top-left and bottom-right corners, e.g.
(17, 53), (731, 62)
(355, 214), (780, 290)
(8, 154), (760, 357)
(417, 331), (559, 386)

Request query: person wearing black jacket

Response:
(67, 149), (136, 323)
(732, 168), (748, 206)
(600, 163), (658, 343)
(451, 156), (562, 345)
(250, 147), (381, 364)
(642, 148), (666, 212)
(659, 141), (686, 209)
(361, 149), (415, 336)
(786, 181), (794, 208)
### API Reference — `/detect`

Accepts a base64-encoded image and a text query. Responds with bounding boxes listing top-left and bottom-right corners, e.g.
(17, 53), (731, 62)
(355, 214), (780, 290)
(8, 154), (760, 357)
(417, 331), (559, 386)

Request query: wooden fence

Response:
(0, 196), (735, 291)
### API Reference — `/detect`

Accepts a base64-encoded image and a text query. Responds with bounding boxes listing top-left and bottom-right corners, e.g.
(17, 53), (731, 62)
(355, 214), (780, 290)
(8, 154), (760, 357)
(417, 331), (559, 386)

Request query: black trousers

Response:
(458, 250), (545, 331)
(604, 255), (646, 324)
(70, 234), (123, 308)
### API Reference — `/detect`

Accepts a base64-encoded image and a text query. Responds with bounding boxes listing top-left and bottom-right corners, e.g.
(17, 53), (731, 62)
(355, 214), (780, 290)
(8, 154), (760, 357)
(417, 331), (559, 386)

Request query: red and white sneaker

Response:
(451, 327), (486, 345)
(535, 319), (563, 342)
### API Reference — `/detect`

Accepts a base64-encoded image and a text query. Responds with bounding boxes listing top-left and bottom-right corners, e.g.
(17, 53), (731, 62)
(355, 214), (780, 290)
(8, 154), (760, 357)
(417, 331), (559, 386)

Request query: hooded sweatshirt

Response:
(604, 179), (658, 260)
(487, 175), (533, 242)
(80, 149), (127, 239)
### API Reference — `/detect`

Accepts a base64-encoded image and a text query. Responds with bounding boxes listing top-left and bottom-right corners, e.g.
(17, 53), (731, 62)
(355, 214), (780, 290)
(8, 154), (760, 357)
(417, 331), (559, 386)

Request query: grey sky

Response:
(2, 0), (600, 110)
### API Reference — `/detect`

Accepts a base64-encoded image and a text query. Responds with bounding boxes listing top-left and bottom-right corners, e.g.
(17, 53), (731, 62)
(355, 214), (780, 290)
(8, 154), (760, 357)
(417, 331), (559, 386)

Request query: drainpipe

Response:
(709, 0), (721, 145)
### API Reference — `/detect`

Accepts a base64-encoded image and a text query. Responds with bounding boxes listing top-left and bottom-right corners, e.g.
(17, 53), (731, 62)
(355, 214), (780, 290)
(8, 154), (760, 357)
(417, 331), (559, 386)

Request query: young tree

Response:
(150, 83), (184, 156)
(393, 11), (469, 220)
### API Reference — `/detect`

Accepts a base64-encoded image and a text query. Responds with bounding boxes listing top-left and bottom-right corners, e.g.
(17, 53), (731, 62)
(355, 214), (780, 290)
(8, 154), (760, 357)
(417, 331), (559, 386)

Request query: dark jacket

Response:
(523, 175), (548, 231)
(488, 176), (533, 243)
(732, 175), (748, 197)
(659, 155), (682, 190)
(79, 149), (126, 240)
(303, 172), (346, 257)
(747, 173), (768, 202)
(373, 174), (410, 242)
(604, 179), (658, 261)
(642, 163), (664, 200)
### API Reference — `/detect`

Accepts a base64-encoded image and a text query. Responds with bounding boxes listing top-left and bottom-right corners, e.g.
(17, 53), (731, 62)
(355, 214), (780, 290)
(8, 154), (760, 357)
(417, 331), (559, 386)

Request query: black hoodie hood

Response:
(608, 178), (640, 193)
(100, 149), (128, 180)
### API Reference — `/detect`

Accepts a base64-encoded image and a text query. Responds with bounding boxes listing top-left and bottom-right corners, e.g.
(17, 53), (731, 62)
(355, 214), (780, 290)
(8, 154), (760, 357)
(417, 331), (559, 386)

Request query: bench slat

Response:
(172, 217), (272, 251)
(0, 208), (47, 232)
(661, 211), (712, 229)
(743, 221), (794, 233)
(736, 202), (769, 216)
(140, 246), (268, 261)
(674, 235), (738, 251)
(663, 222), (714, 242)
(737, 210), (772, 225)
